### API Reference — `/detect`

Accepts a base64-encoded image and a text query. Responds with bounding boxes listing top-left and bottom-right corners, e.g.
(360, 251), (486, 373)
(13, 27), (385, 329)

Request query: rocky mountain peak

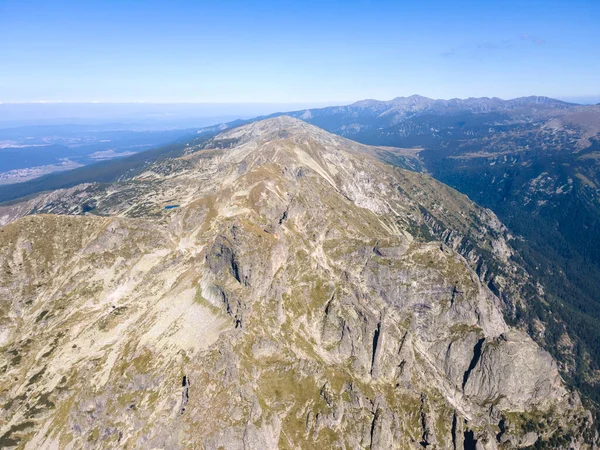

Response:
(207, 115), (349, 162)
(0, 118), (595, 448)
(218, 115), (310, 139)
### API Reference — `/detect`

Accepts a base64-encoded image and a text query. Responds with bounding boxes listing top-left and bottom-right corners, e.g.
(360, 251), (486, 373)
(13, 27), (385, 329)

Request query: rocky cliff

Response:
(0, 117), (595, 449)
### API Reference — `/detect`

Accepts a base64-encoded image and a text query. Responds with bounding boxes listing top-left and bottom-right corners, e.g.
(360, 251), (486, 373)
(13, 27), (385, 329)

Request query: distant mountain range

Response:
(276, 95), (596, 147)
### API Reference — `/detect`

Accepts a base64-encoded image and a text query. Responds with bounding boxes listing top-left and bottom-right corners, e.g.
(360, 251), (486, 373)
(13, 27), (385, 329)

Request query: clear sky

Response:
(1, 0), (599, 103)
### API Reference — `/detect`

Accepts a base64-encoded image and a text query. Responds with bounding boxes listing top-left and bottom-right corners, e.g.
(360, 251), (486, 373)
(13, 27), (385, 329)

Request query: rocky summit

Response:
(0, 117), (596, 449)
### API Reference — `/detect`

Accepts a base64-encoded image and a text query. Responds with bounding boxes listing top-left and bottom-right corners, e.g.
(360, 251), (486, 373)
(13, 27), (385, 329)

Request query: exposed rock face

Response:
(0, 117), (595, 448)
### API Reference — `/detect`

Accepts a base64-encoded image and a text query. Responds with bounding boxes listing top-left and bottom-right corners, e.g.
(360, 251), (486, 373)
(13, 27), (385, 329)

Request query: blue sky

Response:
(0, 0), (599, 103)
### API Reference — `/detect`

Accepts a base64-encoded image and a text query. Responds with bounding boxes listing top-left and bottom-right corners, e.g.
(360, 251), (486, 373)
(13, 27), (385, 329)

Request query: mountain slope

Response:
(0, 117), (596, 449)
(230, 98), (600, 403)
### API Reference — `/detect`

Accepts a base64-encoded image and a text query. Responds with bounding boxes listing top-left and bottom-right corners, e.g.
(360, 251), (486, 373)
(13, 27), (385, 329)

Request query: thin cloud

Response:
(441, 35), (542, 58)
(520, 34), (544, 45)
(441, 49), (456, 57)
(440, 41), (510, 59)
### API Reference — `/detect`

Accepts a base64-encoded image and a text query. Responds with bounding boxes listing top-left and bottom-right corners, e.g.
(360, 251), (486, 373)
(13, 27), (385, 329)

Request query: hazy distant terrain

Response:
(0, 125), (197, 184)
(0, 102), (335, 129)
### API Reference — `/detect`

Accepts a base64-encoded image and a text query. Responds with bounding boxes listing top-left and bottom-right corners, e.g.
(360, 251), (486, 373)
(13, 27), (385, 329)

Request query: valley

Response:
(0, 126), (196, 185)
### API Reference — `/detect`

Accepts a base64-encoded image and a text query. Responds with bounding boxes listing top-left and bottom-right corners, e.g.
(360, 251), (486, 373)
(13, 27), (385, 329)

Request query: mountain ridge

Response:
(211, 101), (600, 407)
(0, 117), (596, 448)
(350, 94), (576, 109)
